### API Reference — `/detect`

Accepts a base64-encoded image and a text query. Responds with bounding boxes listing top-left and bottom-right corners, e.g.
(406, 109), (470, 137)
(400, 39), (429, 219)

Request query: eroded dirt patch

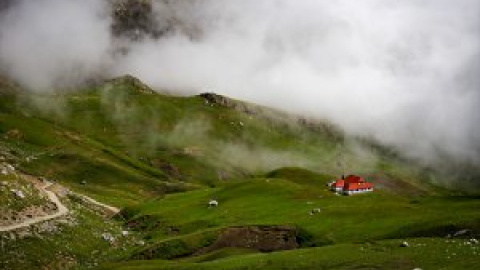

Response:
(133, 225), (300, 261)
(198, 225), (299, 254)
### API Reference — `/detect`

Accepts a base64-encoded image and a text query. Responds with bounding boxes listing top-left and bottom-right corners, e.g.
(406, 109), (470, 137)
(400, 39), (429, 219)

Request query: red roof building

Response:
(331, 179), (345, 192)
(329, 175), (374, 195)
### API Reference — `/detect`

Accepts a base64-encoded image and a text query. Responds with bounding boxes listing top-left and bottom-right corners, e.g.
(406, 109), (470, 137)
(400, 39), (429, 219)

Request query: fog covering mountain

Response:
(0, 0), (479, 184)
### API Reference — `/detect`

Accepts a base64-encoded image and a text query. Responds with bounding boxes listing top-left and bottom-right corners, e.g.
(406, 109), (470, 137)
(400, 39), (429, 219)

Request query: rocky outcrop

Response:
(112, 0), (160, 40)
(199, 92), (260, 116)
(199, 93), (233, 107)
(111, 0), (202, 41)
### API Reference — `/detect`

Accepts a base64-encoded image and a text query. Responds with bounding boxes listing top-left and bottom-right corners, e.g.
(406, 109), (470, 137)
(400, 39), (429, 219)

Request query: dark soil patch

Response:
(4, 129), (24, 140)
(197, 225), (299, 255)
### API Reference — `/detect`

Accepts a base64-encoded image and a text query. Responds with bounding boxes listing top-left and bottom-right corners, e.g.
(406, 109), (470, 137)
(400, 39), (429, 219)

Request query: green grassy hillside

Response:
(1, 75), (435, 204)
(99, 237), (480, 270)
(99, 169), (479, 269)
(1, 75), (479, 270)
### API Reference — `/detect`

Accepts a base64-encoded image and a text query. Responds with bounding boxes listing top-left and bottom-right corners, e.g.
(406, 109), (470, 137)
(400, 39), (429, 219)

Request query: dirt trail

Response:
(73, 193), (120, 216)
(0, 176), (120, 232)
(0, 181), (68, 232)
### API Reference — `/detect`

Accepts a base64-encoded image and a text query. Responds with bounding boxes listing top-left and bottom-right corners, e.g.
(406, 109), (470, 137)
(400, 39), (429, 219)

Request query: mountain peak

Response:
(105, 74), (156, 95)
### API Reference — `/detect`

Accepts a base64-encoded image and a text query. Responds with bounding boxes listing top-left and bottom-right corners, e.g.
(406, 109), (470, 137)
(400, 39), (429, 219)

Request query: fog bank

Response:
(0, 0), (479, 167)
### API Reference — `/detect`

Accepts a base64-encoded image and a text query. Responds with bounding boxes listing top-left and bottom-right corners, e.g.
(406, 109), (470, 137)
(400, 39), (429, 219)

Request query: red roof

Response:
(332, 180), (344, 187)
(344, 175), (365, 184)
(344, 182), (374, 191)
(332, 175), (374, 192)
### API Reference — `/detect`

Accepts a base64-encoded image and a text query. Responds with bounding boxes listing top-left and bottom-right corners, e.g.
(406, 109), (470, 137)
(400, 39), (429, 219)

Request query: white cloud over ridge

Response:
(0, 0), (479, 166)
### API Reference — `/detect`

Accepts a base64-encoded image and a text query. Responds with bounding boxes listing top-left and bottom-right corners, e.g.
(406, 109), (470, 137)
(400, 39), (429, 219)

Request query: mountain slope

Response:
(0, 75), (478, 270)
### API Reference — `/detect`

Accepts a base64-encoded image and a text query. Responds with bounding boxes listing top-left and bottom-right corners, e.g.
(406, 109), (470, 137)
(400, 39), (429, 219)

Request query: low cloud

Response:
(0, 0), (479, 168)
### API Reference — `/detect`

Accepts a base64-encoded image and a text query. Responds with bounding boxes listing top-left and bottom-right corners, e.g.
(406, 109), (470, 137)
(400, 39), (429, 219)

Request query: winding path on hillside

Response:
(0, 176), (120, 232)
(0, 181), (68, 232)
(73, 193), (120, 215)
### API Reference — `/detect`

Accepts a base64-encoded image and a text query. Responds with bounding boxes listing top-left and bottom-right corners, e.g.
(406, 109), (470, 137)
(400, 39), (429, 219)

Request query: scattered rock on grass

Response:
(11, 189), (25, 199)
(208, 199), (218, 207)
(102, 233), (115, 243)
(453, 229), (471, 237)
